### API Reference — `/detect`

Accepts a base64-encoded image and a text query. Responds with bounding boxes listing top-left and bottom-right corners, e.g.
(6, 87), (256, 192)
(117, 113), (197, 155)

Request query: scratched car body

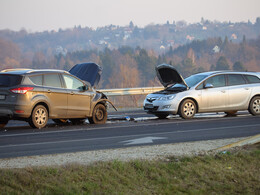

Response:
(144, 64), (260, 119)
(0, 63), (116, 129)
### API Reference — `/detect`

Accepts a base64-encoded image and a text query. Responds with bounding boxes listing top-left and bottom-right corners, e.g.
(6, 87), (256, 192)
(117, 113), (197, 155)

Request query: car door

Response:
(62, 74), (93, 118)
(199, 74), (228, 112)
(226, 74), (251, 110)
(43, 73), (68, 118)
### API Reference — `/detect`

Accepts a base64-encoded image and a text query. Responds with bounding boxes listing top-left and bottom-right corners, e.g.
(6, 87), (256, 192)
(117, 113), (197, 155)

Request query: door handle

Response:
(48, 90), (51, 93)
(245, 88), (249, 90)
(221, 90), (226, 93)
(70, 92), (74, 95)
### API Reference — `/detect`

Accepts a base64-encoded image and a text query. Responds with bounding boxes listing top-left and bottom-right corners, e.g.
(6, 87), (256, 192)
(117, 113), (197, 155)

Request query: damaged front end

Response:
(94, 91), (117, 111)
(143, 64), (189, 117)
(70, 62), (117, 112)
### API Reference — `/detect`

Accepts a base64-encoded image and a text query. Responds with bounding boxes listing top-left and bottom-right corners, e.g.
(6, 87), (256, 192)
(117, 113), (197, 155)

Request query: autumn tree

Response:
(32, 52), (48, 69)
(233, 61), (246, 71)
(0, 38), (21, 70)
(216, 56), (229, 70)
(108, 64), (141, 107)
(186, 48), (196, 64)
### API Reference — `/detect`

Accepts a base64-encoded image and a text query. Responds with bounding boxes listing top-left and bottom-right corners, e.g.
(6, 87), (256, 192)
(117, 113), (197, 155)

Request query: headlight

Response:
(158, 95), (175, 101)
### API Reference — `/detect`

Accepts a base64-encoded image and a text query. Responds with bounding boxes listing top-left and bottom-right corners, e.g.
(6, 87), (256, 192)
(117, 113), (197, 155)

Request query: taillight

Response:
(10, 87), (34, 94)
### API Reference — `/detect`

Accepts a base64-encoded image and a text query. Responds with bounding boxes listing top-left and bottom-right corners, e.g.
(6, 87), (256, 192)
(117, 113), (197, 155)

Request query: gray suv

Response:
(144, 64), (260, 119)
(0, 63), (115, 129)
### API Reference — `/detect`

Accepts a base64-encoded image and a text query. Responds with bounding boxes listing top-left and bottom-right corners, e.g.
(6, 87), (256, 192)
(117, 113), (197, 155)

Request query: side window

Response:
(29, 75), (43, 86)
(204, 75), (226, 88)
(227, 74), (246, 86)
(63, 74), (84, 90)
(196, 83), (204, 90)
(44, 74), (62, 88)
(244, 75), (260, 84)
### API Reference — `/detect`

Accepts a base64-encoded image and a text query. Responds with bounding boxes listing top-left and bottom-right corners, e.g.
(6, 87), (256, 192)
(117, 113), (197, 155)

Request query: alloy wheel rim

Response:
(253, 99), (260, 113)
(96, 108), (104, 121)
(35, 108), (47, 125)
(183, 102), (195, 117)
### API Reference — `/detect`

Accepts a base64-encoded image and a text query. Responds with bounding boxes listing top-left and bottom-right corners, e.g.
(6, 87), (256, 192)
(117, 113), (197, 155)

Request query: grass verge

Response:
(0, 143), (259, 194)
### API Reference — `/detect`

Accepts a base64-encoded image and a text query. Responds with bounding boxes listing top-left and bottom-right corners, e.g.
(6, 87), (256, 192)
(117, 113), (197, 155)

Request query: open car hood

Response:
(156, 64), (188, 88)
(69, 63), (102, 87)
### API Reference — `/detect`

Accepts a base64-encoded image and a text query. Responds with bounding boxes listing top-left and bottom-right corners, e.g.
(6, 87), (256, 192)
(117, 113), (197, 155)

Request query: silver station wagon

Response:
(144, 64), (260, 119)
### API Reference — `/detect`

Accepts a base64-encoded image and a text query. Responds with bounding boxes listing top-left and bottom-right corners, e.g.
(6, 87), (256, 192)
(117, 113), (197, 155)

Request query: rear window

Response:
(0, 74), (22, 87)
(244, 75), (260, 84)
(227, 74), (246, 86)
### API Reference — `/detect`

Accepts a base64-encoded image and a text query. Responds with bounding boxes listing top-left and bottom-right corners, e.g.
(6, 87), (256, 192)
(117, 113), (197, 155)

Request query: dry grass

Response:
(0, 143), (259, 194)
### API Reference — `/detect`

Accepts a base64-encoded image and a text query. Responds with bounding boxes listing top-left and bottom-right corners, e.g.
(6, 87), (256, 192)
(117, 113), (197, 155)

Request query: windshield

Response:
(167, 74), (207, 89)
(185, 74), (207, 87)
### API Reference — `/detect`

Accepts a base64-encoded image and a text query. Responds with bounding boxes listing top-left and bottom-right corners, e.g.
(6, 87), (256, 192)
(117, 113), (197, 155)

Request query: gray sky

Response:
(0, 0), (259, 32)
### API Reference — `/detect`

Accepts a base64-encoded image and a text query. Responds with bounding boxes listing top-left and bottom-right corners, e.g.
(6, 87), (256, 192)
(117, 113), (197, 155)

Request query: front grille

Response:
(144, 105), (159, 111)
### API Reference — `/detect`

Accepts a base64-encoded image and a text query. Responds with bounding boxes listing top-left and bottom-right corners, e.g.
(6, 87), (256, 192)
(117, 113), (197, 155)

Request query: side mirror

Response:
(204, 83), (213, 89)
(79, 85), (88, 92)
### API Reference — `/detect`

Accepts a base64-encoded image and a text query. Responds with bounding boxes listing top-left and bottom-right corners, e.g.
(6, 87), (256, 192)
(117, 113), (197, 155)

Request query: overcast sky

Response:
(0, 0), (259, 32)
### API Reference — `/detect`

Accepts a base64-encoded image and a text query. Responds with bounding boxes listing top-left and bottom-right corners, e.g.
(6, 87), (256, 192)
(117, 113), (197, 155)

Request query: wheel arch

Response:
(90, 98), (117, 116)
(249, 94), (260, 104)
(248, 94), (260, 110)
(177, 97), (199, 114)
(31, 102), (49, 117)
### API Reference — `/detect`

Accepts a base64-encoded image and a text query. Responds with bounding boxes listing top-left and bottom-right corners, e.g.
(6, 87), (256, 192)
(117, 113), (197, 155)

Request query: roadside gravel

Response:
(0, 137), (247, 169)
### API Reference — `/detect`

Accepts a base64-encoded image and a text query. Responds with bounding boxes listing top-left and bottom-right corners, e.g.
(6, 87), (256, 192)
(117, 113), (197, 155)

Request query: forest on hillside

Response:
(0, 18), (260, 92)
(1, 35), (260, 90)
(0, 18), (260, 54)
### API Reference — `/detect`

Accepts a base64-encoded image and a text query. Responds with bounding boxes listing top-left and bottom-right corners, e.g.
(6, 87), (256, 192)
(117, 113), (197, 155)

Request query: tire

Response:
(155, 114), (169, 119)
(0, 118), (9, 128)
(249, 96), (260, 116)
(53, 119), (69, 124)
(225, 111), (237, 116)
(29, 105), (48, 129)
(179, 99), (196, 119)
(70, 118), (86, 125)
(88, 104), (107, 124)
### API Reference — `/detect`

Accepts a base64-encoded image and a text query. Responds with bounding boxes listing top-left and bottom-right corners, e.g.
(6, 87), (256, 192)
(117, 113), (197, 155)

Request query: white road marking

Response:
(0, 124), (260, 149)
(0, 114), (255, 138)
(120, 136), (167, 145)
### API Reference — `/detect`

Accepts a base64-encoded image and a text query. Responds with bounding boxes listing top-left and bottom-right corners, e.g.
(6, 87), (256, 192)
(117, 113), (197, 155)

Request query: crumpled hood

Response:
(156, 64), (188, 88)
(69, 63), (102, 87)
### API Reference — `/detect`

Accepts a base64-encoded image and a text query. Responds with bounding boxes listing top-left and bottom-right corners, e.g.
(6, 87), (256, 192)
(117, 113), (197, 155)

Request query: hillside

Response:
(0, 19), (260, 88)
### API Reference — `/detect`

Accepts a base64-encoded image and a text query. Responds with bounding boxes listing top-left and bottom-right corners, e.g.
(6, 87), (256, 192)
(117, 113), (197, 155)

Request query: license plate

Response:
(0, 95), (5, 100)
(145, 104), (153, 109)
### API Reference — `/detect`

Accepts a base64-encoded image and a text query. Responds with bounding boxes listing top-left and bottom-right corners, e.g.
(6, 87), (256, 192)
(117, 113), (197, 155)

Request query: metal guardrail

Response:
(98, 87), (164, 96)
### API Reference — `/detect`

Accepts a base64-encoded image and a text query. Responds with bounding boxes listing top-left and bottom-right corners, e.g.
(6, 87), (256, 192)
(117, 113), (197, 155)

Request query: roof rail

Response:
(1, 68), (32, 72)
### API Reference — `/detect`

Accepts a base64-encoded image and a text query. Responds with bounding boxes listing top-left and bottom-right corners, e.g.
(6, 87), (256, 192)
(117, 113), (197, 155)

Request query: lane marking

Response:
(121, 136), (167, 145)
(0, 114), (257, 138)
(0, 124), (260, 149)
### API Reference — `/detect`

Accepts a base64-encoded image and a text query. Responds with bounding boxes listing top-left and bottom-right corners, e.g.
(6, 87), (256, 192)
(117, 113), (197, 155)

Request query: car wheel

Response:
(29, 105), (48, 129)
(70, 118), (86, 125)
(0, 118), (9, 128)
(155, 114), (169, 119)
(53, 119), (69, 124)
(249, 96), (260, 115)
(88, 104), (107, 124)
(179, 99), (196, 119)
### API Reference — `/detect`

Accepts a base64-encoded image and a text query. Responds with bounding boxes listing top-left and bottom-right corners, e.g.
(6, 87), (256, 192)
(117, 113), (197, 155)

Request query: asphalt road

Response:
(0, 110), (260, 159)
